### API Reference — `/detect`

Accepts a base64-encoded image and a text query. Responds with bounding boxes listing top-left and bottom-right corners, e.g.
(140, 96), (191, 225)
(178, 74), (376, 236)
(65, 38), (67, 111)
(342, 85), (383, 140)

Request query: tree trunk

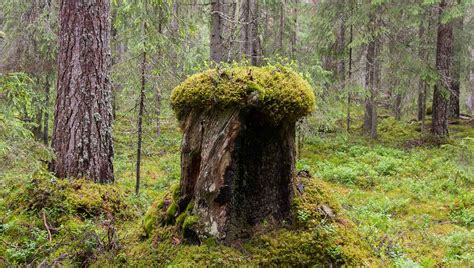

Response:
(278, 1), (284, 55)
(432, 0), (454, 137)
(336, 12), (345, 90)
(290, 0), (298, 60)
(170, 0), (179, 34)
(448, 15), (463, 119)
(136, 48), (146, 195)
(52, 0), (114, 183)
(240, 0), (262, 66)
(470, 45), (474, 115)
(394, 94), (402, 121)
(177, 107), (296, 243)
(346, 3), (353, 132)
(211, 0), (236, 64)
(363, 39), (378, 138)
(210, 0), (225, 63)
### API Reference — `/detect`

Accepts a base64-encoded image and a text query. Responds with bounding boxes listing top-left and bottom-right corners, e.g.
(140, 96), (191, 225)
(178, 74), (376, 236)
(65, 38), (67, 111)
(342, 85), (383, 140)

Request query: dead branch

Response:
(42, 209), (52, 242)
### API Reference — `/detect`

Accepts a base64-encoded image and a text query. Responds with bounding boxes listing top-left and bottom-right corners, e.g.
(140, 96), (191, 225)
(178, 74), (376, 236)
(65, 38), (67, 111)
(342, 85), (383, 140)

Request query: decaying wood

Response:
(177, 105), (296, 243)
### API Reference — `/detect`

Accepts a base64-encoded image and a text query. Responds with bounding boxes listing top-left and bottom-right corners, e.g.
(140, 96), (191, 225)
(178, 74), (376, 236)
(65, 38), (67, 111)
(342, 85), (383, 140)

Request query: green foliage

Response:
(171, 65), (316, 123)
(0, 73), (52, 178)
(298, 117), (474, 266)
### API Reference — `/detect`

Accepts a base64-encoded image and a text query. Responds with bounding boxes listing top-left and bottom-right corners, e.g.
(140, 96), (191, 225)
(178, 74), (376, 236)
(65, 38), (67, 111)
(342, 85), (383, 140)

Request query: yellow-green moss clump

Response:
(11, 177), (131, 221)
(142, 183), (198, 237)
(171, 65), (316, 123)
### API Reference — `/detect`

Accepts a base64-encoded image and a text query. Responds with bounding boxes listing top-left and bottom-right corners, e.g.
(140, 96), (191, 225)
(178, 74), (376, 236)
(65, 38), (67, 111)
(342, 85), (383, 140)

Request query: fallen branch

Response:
(42, 209), (52, 242)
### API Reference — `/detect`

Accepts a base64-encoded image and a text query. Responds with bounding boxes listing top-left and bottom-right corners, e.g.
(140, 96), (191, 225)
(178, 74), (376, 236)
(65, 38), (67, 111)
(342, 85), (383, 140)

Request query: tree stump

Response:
(171, 66), (315, 243)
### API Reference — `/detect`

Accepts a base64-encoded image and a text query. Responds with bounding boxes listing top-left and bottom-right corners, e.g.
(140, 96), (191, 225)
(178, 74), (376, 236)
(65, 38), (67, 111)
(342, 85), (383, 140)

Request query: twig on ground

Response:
(42, 209), (52, 242)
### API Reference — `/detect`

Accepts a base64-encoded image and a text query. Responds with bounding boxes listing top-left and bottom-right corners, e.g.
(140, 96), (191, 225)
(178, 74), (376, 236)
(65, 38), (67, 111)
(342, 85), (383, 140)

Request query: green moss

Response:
(166, 202), (178, 220)
(10, 177), (131, 222)
(182, 215), (199, 231)
(169, 241), (246, 266)
(246, 226), (376, 266)
(293, 177), (341, 226)
(143, 202), (160, 236)
(171, 183), (181, 202)
(175, 212), (187, 227)
(171, 65), (316, 124)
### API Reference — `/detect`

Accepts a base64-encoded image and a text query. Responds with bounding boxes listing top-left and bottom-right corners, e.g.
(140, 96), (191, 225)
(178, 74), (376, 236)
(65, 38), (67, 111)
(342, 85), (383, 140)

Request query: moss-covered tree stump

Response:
(171, 66), (315, 243)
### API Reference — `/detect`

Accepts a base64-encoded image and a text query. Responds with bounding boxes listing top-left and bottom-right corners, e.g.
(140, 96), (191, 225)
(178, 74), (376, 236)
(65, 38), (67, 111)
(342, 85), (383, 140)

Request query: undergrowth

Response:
(1, 99), (472, 267)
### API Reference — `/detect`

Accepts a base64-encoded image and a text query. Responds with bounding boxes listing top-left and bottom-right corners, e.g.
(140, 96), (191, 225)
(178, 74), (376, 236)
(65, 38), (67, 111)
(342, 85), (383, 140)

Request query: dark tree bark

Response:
(52, 0), (114, 183)
(363, 39), (378, 138)
(432, 0), (454, 137)
(177, 107), (296, 243)
(240, 0), (262, 66)
(448, 15), (463, 119)
(210, 0), (225, 63)
(136, 47), (146, 195)
(210, 0), (236, 63)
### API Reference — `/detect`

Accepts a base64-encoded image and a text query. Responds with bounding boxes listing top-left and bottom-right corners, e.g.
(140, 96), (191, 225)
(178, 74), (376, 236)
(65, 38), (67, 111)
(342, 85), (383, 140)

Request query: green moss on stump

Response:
(171, 66), (316, 123)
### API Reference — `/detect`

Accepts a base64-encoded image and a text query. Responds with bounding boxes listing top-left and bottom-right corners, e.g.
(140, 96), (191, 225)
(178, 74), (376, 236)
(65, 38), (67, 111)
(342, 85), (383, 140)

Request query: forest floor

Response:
(0, 108), (473, 267)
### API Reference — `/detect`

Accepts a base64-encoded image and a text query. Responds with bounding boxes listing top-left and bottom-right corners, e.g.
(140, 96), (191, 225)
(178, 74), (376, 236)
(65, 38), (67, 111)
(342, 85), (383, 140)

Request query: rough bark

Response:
(52, 0), (114, 183)
(210, 0), (236, 64)
(177, 107), (296, 243)
(240, 0), (262, 66)
(432, 0), (454, 137)
(210, 0), (225, 63)
(448, 15), (463, 119)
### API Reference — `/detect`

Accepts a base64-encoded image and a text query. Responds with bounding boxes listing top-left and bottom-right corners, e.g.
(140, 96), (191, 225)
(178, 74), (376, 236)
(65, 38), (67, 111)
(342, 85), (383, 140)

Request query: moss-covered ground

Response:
(1, 98), (472, 266)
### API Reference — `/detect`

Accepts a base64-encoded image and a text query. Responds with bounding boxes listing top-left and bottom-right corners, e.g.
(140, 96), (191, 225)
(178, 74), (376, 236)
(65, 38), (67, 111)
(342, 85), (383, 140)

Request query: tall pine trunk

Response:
(432, 0), (454, 137)
(240, 0), (262, 66)
(52, 0), (114, 183)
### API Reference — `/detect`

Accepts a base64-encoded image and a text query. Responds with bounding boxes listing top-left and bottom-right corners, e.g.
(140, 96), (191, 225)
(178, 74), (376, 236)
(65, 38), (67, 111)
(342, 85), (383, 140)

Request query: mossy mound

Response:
(1, 175), (133, 266)
(9, 176), (131, 222)
(171, 65), (316, 124)
(138, 177), (377, 266)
